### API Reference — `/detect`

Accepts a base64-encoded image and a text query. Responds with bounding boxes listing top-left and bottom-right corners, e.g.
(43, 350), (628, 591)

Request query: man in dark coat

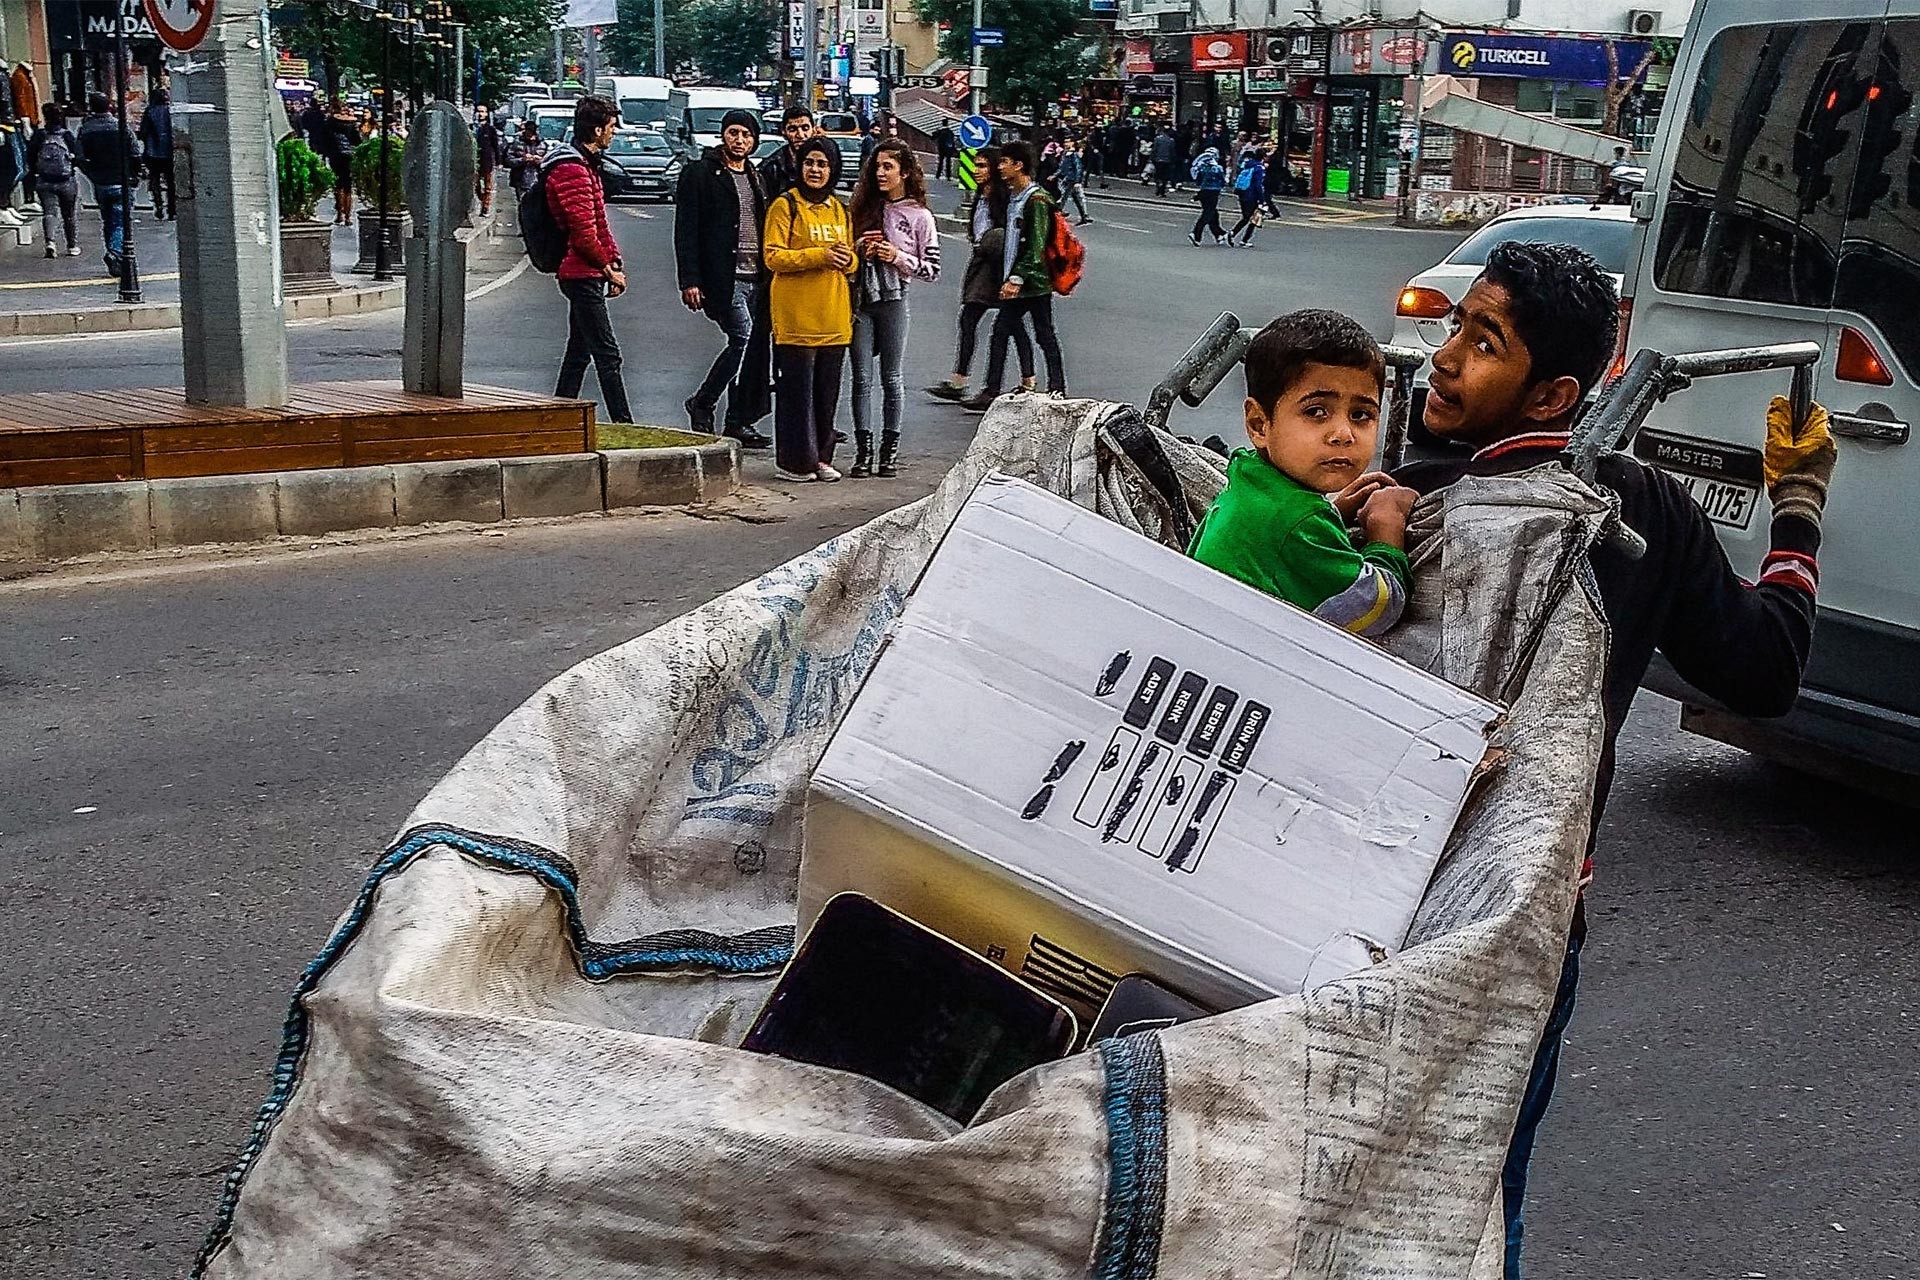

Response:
(673, 108), (773, 446)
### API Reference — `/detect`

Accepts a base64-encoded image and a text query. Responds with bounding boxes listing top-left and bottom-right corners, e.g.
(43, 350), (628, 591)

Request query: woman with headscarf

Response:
(763, 135), (859, 483)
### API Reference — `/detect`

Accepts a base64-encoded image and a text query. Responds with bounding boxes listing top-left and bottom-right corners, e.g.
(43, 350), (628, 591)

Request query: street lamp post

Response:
(374, 1), (399, 282)
(111, 28), (142, 304)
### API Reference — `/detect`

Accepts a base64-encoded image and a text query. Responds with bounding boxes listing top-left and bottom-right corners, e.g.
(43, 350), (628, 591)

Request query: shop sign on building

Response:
(1242, 65), (1291, 97)
(47, 0), (161, 50)
(1127, 73), (1176, 101)
(1264, 29), (1329, 75)
(1190, 31), (1247, 72)
(1440, 32), (1653, 83)
(1123, 38), (1155, 75)
(1330, 27), (1435, 77)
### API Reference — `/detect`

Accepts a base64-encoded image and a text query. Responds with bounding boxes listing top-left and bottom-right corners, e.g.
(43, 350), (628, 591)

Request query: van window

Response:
(1652, 21), (1882, 308)
(1832, 19), (1920, 379)
(621, 98), (667, 129)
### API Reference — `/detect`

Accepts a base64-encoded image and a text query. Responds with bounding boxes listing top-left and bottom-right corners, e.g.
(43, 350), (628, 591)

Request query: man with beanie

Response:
(674, 107), (774, 447)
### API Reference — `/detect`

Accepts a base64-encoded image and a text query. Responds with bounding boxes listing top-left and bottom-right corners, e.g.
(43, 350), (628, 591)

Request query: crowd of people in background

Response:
(0, 87), (175, 274)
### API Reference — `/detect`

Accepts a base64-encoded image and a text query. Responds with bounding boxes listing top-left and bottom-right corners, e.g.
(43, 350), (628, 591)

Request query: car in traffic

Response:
(667, 86), (764, 160)
(598, 129), (681, 201)
(1391, 202), (1635, 399)
(1618, 0), (1920, 783)
(522, 99), (578, 143)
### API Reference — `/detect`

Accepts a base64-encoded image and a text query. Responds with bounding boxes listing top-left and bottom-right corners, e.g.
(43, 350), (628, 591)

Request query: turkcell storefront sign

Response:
(1441, 32), (1653, 82)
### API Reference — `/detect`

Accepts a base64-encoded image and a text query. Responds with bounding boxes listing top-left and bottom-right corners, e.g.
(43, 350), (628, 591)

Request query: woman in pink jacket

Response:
(847, 141), (941, 478)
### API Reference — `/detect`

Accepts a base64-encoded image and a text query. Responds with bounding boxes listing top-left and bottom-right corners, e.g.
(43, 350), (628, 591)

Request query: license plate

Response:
(1671, 473), (1760, 531)
(1631, 428), (1766, 533)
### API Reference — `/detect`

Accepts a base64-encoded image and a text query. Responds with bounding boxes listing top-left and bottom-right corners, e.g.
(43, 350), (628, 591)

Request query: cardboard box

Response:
(800, 476), (1499, 1019)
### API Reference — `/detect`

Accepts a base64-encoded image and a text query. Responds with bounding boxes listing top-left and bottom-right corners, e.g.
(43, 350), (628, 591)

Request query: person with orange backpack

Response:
(963, 143), (1072, 413)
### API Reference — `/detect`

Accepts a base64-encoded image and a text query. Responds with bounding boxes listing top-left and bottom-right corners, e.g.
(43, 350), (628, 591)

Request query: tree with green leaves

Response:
(602, 0), (777, 85)
(282, 0), (565, 107)
(914, 0), (1097, 123)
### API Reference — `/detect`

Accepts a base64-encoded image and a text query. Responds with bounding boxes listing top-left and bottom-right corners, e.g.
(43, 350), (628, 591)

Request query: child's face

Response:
(1245, 362), (1382, 493)
(1424, 277), (1582, 448)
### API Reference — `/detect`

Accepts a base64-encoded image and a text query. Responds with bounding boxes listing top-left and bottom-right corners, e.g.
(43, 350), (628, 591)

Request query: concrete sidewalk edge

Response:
(0, 439), (739, 574)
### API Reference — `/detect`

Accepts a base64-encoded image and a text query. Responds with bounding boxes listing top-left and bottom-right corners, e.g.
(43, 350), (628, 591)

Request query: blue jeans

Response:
(693, 277), (756, 425)
(1503, 902), (1585, 1279)
(96, 184), (126, 263)
(850, 298), (908, 440)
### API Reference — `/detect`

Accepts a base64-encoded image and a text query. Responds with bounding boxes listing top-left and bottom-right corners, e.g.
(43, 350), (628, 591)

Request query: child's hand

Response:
(1359, 484), (1418, 550)
(1331, 471), (1395, 522)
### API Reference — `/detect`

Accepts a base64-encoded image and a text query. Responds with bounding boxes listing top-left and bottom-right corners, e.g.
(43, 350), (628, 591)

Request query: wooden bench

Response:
(0, 382), (594, 488)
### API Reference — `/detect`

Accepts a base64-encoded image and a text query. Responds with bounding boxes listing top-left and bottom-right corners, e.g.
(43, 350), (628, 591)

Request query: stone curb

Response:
(0, 437), (740, 571)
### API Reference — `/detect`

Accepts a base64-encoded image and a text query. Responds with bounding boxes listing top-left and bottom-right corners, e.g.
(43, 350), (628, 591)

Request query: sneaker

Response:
(1187, 233), (1200, 246)
(65, 246), (81, 257)
(0, 209), (21, 226)
(1076, 217), (1092, 226)
(19, 202), (40, 214)
(1214, 235), (1228, 246)
(773, 468), (815, 482)
(815, 464), (843, 483)
(44, 245), (55, 259)
(961, 392), (996, 414)
(924, 381), (966, 402)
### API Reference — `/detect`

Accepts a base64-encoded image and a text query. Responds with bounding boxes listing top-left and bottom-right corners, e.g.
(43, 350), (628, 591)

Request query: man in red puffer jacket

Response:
(545, 95), (633, 425)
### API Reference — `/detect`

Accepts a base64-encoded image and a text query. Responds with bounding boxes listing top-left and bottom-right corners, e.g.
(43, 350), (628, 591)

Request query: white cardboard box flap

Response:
(803, 475), (1499, 1010)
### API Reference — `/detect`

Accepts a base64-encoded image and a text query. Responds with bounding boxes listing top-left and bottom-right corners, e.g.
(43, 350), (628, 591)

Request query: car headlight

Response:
(663, 156), (682, 174)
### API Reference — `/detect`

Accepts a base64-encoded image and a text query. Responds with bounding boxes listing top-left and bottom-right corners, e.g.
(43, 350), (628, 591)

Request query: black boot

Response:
(849, 431), (874, 478)
(877, 432), (900, 478)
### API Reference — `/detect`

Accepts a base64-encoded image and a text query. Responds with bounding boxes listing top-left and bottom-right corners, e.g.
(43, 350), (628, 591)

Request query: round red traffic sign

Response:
(143, 0), (217, 53)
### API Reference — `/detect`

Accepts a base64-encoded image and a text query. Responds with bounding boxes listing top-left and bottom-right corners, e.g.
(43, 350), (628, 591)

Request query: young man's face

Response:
(1246, 362), (1382, 494)
(783, 116), (813, 148)
(1423, 278), (1544, 449)
(723, 123), (756, 159)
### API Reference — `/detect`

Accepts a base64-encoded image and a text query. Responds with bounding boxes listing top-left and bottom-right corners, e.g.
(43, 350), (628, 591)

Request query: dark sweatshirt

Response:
(1396, 431), (1819, 817)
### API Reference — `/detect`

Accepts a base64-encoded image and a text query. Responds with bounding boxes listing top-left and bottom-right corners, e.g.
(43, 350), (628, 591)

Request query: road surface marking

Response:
(0, 271), (183, 290)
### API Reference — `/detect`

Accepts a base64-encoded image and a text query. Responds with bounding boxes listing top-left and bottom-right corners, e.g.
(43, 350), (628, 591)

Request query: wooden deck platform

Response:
(0, 382), (594, 488)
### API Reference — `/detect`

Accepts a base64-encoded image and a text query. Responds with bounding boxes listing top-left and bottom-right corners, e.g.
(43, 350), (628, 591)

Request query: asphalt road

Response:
(3, 188), (1915, 1280)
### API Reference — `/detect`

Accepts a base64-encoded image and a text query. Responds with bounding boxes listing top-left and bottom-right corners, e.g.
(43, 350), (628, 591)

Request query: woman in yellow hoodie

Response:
(764, 137), (860, 482)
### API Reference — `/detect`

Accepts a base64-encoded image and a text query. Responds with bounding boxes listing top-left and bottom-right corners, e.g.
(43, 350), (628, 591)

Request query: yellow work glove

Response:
(1764, 395), (1837, 527)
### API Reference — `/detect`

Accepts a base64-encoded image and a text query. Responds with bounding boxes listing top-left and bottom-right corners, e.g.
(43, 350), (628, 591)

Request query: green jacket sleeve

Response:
(1013, 193), (1051, 292)
(1193, 503), (1410, 638)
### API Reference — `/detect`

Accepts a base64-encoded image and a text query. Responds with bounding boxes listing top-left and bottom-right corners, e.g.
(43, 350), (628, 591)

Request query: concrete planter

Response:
(279, 220), (337, 295)
(350, 210), (409, 274)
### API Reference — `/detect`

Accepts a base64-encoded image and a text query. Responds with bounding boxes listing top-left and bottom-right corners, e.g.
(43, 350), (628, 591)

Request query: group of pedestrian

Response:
(3, 91), (170, 273)
(297, 95), (368, 225)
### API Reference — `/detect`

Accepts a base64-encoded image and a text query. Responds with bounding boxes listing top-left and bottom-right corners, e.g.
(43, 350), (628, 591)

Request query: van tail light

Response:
(1396, 285), (1453, 319)
(1836, 326), (1894, 386)
(1607, 296), (1634, 384)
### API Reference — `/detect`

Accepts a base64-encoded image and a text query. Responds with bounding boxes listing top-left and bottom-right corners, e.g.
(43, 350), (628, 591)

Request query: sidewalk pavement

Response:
(0, 199), (508, 337)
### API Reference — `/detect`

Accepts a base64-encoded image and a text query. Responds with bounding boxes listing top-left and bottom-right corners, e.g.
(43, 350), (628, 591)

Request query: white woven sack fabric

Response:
(196, 400), (1610, 1280)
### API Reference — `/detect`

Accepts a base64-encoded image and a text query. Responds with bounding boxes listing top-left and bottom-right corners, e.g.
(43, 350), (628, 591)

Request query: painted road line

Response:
(0, 271), (183, 291)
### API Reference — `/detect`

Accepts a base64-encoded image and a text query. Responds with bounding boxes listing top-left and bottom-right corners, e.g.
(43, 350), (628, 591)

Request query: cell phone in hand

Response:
(742, 893), (1078, 1123)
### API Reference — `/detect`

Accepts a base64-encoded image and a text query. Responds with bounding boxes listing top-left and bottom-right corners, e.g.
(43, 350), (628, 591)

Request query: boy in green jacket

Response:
(963, 142), (1067, 410)
(1188, 310), (1418, 637)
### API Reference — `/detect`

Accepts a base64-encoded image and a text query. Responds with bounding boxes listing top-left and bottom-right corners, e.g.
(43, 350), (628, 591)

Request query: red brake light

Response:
(1397, 285), (1453, 319)
(1837, 326), (1894, 386)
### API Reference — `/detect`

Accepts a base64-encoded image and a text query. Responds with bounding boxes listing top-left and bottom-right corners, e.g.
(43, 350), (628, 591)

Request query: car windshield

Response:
(817, 113), (859, 134)
(534, 114), (571, 140)
(620, 98), (667, 128)
(608, 133), (671, 156)
(753, 136), (783, 159)
(1448, 216), (1633, 273)
(688, 107), (750, 135)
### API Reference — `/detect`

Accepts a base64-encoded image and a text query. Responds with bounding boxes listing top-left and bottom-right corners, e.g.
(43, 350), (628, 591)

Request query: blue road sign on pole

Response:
(972, 27), (1004, 47)
(959, 114), (992, 149)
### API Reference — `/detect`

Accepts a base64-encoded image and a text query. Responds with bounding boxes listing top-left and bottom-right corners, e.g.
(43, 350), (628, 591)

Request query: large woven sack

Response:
(197, 397), (1611, 1279)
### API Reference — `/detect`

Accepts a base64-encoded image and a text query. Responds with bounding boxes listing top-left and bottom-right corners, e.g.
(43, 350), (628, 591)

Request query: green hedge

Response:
(275, 136), (335, 223)
(352, 136), (408, 213)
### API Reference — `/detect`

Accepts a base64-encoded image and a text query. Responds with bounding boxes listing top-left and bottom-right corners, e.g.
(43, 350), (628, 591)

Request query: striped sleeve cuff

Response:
(1758, 549), (1819, 596)
(1312, 563), (1409, 638)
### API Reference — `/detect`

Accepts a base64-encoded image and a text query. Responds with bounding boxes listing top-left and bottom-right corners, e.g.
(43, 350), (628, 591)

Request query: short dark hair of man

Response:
(782, 103), (814, 126)
(572, 94), (618, 141)
(1002, 141), (1036, 175)
(1480, 240), (1621, 399)
(88, 92), (110, 115)
(1244, 309), (1386, 413)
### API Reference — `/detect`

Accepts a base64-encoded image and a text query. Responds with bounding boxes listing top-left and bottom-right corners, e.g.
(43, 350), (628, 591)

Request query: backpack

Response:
(1043, 205), (1085, 296)
(36, 131), (73, 184)
(1233, 163), (1256, 193)
(519, 153), (584, 274)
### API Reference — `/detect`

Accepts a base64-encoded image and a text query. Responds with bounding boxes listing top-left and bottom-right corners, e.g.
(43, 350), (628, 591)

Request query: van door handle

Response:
(1829, 412), (1910, 444)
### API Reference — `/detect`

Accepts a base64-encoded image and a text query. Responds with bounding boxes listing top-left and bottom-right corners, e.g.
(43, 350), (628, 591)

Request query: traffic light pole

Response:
(969, 0), (982, 116)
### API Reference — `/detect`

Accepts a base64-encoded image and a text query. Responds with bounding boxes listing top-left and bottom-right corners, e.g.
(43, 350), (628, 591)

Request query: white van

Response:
(595, 75), (674, 132)
(1624, 0), (1920, 780)
(666, 86), (764, 160)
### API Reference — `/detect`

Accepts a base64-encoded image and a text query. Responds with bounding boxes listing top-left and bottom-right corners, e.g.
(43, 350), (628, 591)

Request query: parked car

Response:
(1391, 203), (1636, 443)
(599, 129), (681, 201)
(1618, 0), (1920, 783)
(666, 85), (764, 160)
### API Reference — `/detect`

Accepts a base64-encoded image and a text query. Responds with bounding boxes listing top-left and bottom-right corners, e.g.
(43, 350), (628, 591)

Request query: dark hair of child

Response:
(1244, 309), (1387, 412)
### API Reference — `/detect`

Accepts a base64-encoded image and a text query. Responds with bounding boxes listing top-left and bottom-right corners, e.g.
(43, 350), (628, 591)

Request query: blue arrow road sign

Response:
(959, 115), (992, 149)
(973, 27), (1005, 47)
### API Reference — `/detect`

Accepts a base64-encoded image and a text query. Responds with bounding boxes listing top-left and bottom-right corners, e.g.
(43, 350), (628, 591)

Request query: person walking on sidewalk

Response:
(964, 143), (1065, 412)
(321, 97), (361, 225)
(1227, 148), (1267, 247)
(764, 136), (858, 483)
(137, 88), (173, 220)
(1086, 124), (1108, 189)
(847, 140), (939, 478)
(758, 103), (814, 202)
(505, 120), (546, 197)
(1187, 146), (1228, 246)
(1150, 125), (1175, 197)
(1055, 139), (1090, 225)
(77, 93), (139, 277)
(545, 95), (634, 428)
(27, 104), (80, 258)
(925, 147), (1034, 405)
(675, 108), (774, 448)
(472, 106), (500, 217)
(932, 121), (956, 180)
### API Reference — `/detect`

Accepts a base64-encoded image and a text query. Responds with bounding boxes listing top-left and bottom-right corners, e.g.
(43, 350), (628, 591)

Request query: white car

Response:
(1390, 203), (1636, 401)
